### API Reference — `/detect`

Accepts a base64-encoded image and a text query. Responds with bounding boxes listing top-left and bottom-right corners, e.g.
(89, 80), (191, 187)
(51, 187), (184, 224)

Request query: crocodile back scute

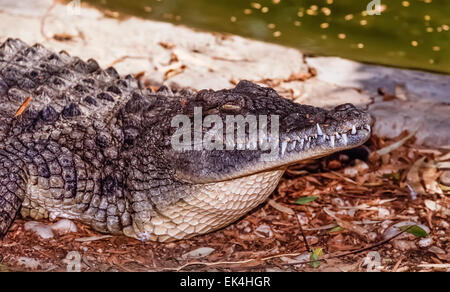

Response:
(0, 38), (143, 134)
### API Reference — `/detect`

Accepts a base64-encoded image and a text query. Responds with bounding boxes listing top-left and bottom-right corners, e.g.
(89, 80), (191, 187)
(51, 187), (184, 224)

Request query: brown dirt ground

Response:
(0, 133), (448, 272)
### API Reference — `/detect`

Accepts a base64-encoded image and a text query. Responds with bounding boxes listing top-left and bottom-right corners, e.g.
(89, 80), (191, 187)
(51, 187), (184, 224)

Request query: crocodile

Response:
(0, 38), (372, 242)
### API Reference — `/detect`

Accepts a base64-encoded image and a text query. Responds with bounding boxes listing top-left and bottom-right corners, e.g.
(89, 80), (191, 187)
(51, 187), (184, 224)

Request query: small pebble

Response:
(51, 219), (78, 234)
(332, 198), (345, 207)
(255, 224), (273, 238)
(24, 222), (54, 239)
(182, 247), (215, 259)
(378, 207), (390, 218)
(354, 159), (369, 173)
(344, 167), (358, 178)
(24, 219), (78, 239)
(297, 213), (309, 225)
(418, 238), (433, 248)
(439, 170), (450, 185)
(392, 239), (417, 251)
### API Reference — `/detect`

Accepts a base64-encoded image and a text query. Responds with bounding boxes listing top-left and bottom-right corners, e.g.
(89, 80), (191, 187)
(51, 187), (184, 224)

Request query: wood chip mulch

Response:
(0, 133), (448, 272)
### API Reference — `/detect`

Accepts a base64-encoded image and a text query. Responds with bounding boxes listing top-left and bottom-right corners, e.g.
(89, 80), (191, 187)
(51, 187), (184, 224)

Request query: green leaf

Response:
(329, 226), (343, 233)
(309, 248), (323, 268)
(439, 183), (450, 192)
(295, 196), (318, 205)
(398, 225), (428, 238)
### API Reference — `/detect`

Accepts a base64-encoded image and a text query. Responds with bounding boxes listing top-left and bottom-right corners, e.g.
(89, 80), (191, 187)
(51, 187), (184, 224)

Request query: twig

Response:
(168, 227), (411, 271)
(279, 225), (415, 266)
(167, 252), (307, 272)
(168, 225), (414, 271)
(268, 200), (309, 251)
(392, 256), (405, 272)
(330, 171), (358, 185)
(166, 259), (255, 272)
(14, 96), (32, 117)
(74, 235), (112, 242)
(296, 215), (311, 252)
(417, 264), (450, 269)
(375, 131), (416, 156)
(40, 1), (57, 40)
(108, 56), (149, 68)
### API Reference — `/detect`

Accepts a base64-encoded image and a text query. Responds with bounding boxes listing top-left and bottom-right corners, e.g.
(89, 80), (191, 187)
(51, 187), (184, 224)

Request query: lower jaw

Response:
(129, 169), (285, 242)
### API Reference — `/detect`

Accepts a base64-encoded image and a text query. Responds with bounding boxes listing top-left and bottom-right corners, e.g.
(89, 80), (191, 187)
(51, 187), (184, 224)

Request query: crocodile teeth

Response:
(290, 140), (297, 151)
(351, 125), (357, 135)
(335, 132), (341, 139)
(342, 133), (348, 145)
(281, 141), (288, 155)
(330, 135), (335, 147)
(299, 139), (304, 149)
(366, 125), (371, 132)
(316, 124), (323, 136)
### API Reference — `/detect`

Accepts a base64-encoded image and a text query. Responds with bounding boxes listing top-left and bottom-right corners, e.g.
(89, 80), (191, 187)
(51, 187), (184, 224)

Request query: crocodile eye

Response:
(334, 103), (355, 111)
(221, 104), (241, 112)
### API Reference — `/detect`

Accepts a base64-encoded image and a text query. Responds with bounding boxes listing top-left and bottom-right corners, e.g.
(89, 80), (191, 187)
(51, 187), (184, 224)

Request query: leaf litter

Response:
(0, 132), (448, 272)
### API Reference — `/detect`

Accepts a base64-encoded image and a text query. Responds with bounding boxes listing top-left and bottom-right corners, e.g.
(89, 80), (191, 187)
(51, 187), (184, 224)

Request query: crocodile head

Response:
(122, 81), (372, 241)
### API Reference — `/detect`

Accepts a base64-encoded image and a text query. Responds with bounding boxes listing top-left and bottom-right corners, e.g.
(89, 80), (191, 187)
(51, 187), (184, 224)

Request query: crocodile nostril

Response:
(334, 103), (355, 111)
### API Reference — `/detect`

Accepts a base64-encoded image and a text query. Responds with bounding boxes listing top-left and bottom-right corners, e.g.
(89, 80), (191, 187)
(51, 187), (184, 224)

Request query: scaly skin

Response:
(0, 38), (372, 242)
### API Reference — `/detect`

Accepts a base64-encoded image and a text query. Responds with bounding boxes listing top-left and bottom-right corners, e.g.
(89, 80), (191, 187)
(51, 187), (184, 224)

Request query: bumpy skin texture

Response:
(0, 39), (371, 241)
(0, 38), (187, 237)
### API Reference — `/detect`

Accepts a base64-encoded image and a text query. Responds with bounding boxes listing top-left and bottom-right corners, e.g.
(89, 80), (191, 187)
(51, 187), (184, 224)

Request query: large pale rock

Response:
(0, 0), (308, 90)
(291, 79), (370, 108)
(306, 57), (450, 103)
(306, 57), (450, 147)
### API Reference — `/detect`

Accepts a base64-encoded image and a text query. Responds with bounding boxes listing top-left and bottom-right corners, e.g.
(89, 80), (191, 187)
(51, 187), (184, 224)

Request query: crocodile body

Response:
(0, 38), (372, 242)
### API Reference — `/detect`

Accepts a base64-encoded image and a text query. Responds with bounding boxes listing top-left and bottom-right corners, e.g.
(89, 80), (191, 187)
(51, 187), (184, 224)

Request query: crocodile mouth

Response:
(210, 122), (372, 183)
(173, 114), (373, 185)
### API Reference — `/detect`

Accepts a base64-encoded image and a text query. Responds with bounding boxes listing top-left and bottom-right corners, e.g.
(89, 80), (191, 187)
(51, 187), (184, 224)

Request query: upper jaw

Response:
(214, 111), (373, 181)
(170, 103), (372, 184)
(279, 121), (372, 157)
(185, 119), (372, 184)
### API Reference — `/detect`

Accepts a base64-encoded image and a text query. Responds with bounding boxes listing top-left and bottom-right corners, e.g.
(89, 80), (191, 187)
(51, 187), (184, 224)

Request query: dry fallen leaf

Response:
(406, 157), (426, 195)
(164, 65), (187, 80)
